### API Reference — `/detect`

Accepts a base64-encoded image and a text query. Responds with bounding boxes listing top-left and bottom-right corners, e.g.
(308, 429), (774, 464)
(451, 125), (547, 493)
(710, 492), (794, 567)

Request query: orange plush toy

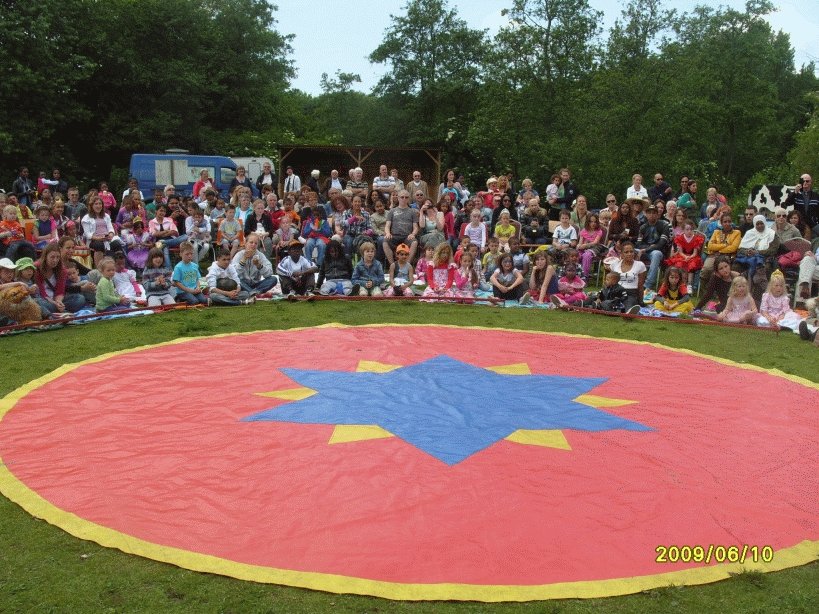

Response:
(0, 284), (42, 324)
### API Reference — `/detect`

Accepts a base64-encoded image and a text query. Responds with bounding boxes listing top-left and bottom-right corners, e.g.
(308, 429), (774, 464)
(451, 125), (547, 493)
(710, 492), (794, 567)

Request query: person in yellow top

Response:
(700, 212), (741, 286)
(493, 209), (517, 252)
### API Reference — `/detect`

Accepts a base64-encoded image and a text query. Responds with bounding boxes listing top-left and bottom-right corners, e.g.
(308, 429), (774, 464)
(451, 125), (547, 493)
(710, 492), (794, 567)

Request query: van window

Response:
(189, 166), (216, 184)
(221, 167), (236, 185)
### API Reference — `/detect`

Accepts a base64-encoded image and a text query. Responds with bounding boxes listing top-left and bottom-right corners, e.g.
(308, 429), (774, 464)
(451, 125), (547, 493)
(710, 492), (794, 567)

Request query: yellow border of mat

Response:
(1, 323), (817, 602)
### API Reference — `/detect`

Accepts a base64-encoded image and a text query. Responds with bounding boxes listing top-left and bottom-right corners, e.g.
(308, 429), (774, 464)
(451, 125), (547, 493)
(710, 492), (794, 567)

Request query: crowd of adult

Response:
(0, 163), (817, 343)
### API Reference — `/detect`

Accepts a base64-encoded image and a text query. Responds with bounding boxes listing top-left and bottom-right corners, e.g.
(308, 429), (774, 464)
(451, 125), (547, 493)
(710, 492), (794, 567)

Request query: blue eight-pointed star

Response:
(245, 355), (651, 465)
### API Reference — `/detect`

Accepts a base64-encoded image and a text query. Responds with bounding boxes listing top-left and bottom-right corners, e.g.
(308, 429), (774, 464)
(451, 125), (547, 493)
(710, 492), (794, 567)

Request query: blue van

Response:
(129, 153), (238, 198)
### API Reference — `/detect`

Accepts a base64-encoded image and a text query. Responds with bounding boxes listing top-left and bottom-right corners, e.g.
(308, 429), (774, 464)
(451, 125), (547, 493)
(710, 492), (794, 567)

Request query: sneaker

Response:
(798, 320), (815, 341)
(244, 296), (256, 305)
(643, 289), (656, 303)
(550, 295), (566, 308)
(519, 293), (532, 305)
(627, 305), (641, 315)
(287, 291), (297, 301)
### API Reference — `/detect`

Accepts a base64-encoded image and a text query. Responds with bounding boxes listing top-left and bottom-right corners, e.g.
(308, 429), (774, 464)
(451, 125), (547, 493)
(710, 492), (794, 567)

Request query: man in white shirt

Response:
(283, 166), (301, 195)
(373, 164), (396, 199)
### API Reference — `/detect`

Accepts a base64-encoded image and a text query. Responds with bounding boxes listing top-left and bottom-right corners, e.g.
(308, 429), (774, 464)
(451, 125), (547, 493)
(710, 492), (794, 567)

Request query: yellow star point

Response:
(255, 387), (316, 401)
(357, 360), (401, 373)
(575, 394), (637, 408)
(486, 363), (532, 375)
(506, 429), (572, 450)
(328, 425), (394, 444)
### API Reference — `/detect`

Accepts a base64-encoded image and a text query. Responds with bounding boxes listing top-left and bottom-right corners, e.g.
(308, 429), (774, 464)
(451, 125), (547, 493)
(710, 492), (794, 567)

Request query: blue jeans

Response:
(239, 276), (277, 295)
(643, 249), (664, 288)
(35, 293), (86, 316)
(304, 238), (326, 266)
(161, 235), (188, 268)
(210, 290), (251, 306)
(175, 290), (208, 305)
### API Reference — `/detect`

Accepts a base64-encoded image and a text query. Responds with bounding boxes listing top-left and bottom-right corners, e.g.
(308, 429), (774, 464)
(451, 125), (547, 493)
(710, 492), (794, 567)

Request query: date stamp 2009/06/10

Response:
(655, 544), (774, 565)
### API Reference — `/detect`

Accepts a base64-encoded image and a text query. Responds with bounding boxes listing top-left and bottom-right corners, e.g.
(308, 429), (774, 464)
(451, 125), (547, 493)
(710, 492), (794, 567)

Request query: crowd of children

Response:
(0, 167), (817, 348)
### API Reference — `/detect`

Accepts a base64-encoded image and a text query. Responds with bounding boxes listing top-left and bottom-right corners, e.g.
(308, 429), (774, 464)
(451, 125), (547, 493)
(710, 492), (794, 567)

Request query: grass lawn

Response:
(1, 301), (817, 613)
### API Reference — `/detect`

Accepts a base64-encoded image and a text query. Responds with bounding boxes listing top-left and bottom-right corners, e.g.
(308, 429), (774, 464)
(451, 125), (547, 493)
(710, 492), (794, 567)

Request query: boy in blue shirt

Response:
(172, 241), (208, 305)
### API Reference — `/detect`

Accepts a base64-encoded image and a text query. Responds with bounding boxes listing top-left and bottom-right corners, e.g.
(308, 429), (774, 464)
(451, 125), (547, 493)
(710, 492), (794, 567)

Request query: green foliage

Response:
(1, 0), (817, 207)
(368, 0), (487, 144)
(787, 92), (819, 178)
(0, 0), (293, 188)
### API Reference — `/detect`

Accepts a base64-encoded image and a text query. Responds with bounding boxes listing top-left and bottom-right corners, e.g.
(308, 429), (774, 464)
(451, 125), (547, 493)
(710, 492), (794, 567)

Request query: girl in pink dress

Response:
(577, 214), (604, 278)
(454, 251), (479, 298)
(717, 276), (757, 324)
(423, 243), (457, 297)
(757, 270), (799, 329)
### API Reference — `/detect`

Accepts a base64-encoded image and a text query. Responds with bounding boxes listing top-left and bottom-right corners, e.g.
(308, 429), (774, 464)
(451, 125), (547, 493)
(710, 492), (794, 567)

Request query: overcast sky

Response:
(273, 0), (818, 95)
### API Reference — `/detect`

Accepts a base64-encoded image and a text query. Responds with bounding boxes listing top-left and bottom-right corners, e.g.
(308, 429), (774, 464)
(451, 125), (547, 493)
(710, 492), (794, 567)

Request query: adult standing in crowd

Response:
(786, 173), (818, 237)
(12, 167), (35, 207)
(373, 165), (397, 200)
(648, 173), (673, 203)
(409, 170), (429, 200)
(347, 167), (369, 199)
(322, 169), (346, 202)
(626, 174), (648, 200)
(230, 166), (254, 196)
(255, 161), (278, 195)
(552, 168), (577, 221)
(283, 166), (301, 196)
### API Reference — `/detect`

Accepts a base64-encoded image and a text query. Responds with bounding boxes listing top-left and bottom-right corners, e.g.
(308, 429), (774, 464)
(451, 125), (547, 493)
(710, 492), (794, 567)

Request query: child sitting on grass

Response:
(317, 239), (353, 296)
(385, 243), (414, 297)
(277, 240), (318, 297)
(423, 243), (457, 297)
(482, 236), (502, 280)
(142, 247), (176, 307)
(95, 257), (131, 312)
(757, 269), (798, 329)
(206, 249), (254, 306)
(352, 242), (384, 297)
(716, 276), (757, 324)
(529, 251), (557, 303)
(583, 271), (630, 312)
(652, 266), (693, 315)
(491, 253), (529, 303)
(112, 251), (144, 304)
(172, 241), (208, 305)
(454, 250), (479, 298)
(550, 263), (587, 307)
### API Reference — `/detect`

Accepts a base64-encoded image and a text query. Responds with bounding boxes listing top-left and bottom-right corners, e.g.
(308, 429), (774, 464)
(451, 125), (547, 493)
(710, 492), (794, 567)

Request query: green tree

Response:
(460, 0), (602, 187)
(0, 0), (294, 186)
(368, 0), (486, 143)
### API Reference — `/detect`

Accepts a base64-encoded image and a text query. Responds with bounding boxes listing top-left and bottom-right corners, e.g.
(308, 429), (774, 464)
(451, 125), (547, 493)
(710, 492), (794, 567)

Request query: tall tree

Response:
(461, 0), (602, 184)
(368, 0), (486, 143)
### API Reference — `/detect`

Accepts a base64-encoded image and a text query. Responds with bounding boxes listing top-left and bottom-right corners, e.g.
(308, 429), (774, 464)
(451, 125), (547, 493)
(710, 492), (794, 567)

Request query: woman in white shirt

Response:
(609, 241), (646, 310)
(626, 174), (649, 200)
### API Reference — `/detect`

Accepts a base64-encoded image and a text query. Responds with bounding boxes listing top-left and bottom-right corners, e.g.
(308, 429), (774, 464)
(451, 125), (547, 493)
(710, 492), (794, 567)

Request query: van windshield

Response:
(221, 168), (236, 184)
